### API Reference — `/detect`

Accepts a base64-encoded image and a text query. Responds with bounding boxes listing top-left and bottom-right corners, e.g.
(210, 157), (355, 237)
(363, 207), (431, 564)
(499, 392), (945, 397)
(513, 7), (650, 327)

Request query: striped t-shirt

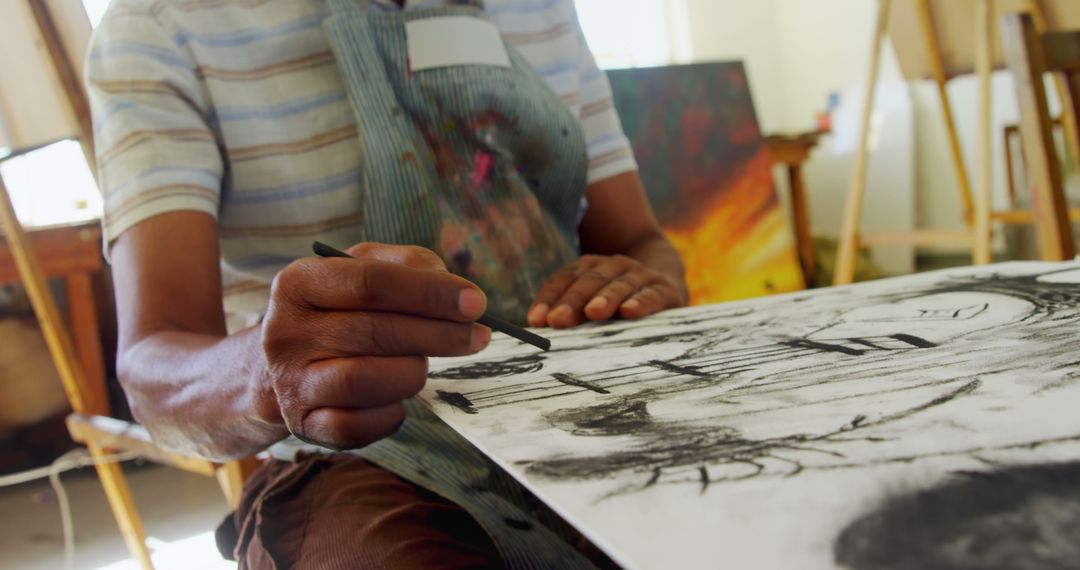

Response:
(87, 0), (638, 325)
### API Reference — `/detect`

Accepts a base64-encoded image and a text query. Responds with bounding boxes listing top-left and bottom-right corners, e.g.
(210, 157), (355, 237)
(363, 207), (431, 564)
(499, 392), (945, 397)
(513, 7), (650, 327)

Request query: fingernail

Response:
(458, 289), (486, 320)
(528, 303), (549, 324)
(550, 304), (573, 321)
(622, 299), (640, 312)
(470, 323), (491, 352)
(586, 297), (608, 312)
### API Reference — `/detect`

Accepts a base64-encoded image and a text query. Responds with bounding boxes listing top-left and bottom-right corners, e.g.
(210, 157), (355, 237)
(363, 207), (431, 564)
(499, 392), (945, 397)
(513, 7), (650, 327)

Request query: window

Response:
(81, 0), (110, 28)
(1, 0), (106, 228)
(1, 141), (100, 227)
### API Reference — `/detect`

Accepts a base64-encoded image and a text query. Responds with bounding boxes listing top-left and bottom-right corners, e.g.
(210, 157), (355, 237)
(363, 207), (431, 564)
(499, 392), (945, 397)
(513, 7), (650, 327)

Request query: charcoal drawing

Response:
(419, 263), (1080, 569)
(834, 461), (1080, 570)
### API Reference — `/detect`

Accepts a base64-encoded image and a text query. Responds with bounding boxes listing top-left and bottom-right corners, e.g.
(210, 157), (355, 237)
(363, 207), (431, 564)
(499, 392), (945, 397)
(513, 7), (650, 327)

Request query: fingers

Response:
(273, 257), (485, 321)
(527, 267), (578, 326)
(264, 243), (489, 451)
(266, 311), (491, 360)
(619, 282), (679, 319)
(277, 355), (431, 451)
(530, 255), (685, 328)
(298, 356), (428, 409)
(299, 403), (408, 451)
(583, 271), (650, 322)
(548, 264), (628, 327)
(346, 243), (448, 272)
(528, 255), (630, 327)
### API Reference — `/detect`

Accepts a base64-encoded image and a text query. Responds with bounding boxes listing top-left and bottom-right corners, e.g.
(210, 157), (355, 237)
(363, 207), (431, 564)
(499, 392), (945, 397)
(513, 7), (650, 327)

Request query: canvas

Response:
(606, 62), (804, 304)
(422, 262), (1080, 569)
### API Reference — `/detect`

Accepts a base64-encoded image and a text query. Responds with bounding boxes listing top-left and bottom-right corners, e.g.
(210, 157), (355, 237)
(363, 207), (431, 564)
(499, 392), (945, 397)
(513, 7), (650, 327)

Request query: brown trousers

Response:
(215, 453), (505, 569)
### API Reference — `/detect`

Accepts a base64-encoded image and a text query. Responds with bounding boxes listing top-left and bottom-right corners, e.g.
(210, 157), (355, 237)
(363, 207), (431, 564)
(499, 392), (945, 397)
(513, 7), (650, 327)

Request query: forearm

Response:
(117, 326), (287, 461)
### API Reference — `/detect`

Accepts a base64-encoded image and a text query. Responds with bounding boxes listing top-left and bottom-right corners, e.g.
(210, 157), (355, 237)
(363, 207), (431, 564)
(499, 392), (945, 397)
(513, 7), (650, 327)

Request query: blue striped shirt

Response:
(87, 0), (637, 325)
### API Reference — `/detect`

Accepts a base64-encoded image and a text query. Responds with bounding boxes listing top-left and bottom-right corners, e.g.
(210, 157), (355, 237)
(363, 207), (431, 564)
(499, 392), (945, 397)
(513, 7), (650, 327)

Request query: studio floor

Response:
(0, 463), (235, 569)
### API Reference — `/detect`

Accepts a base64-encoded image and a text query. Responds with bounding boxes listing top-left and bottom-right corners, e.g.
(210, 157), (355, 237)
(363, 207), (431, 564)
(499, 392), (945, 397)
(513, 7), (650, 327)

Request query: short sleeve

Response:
(85, 1), (223, 248)
(570, 13), (638, 184)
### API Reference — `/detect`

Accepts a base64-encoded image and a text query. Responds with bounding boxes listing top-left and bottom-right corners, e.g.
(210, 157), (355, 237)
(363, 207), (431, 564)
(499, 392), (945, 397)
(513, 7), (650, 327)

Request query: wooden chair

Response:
(999, 119), (1080, 232)
(0, 1), (260, 568)
(1001, 12), (1079, 261)
(765, 130), (826, 287)
(0, 175), (261, 570)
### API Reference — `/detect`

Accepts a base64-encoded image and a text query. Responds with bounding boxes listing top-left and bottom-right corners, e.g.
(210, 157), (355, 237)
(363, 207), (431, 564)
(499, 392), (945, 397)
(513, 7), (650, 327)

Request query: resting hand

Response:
(260, 244), (490, 450)
(527, 254), (686, 329)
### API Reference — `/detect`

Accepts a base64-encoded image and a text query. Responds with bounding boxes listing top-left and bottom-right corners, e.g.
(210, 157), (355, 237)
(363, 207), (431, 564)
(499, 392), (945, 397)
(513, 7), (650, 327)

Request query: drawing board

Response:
(887, 0), (1080, 80)
(421, 262), (1080, 569)
(0, 0), (91, 151)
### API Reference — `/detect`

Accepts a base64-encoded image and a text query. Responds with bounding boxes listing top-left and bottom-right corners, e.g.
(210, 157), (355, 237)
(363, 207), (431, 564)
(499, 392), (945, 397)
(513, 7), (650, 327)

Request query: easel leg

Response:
(217, 457), (262, 509)
(917, 0), (976, 223)
(835, 0), (891, 286)
(1028, 0), (1080, 164)
(90, 443), (155, 569)
(1004, 13), (1076, 261)
(65, 273), (110, 415)
(973, 0), (994, 264)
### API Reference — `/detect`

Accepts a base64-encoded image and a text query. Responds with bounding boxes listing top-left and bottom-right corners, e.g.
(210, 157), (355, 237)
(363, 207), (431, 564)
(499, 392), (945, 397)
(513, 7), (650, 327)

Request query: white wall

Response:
(910, 75), (1014, 253)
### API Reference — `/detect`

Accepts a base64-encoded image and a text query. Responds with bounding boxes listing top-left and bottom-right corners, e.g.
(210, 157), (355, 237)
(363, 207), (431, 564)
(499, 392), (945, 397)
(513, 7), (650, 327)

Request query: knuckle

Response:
(449, 323), (472, 350)
(362, 316), (396, 354)
(278, 389), (310, 434)
(374, 406), (407, 439)
(639, 286), (666, 304)
(270, 262), (307, 300)
(346, 243), (378, 257)
(261, 317), (295, 361)
(351, 262), (380, 306)
(309, 416), (347, 449)
(616, 272), (647, 289)
(335, 407), (407, 449)
(605, 278), (636, 296)
(403, 355), (429, 379)
(261, 301), (311, 358)
(403, 246), (443, 268)
(300, 410), (352, 451)
(424, 280), (450, 316)
(559, 288), (588, 305)
(325, 363), (358, 402)
(552, 265), (577, 281)
(581, 268), (610, 283)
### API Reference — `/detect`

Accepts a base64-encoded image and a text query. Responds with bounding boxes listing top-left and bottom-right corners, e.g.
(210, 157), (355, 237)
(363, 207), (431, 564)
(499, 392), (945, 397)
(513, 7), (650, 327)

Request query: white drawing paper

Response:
(421, 262), (1080, 569)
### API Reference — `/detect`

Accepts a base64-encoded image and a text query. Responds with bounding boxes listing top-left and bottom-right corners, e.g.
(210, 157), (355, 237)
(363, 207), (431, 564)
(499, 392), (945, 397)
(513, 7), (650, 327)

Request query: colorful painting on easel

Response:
(607, 62), (803, 303)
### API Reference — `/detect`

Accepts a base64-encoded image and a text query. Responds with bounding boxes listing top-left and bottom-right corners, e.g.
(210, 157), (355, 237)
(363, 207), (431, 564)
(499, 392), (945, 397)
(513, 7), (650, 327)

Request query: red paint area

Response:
(472, 151), (494, 185)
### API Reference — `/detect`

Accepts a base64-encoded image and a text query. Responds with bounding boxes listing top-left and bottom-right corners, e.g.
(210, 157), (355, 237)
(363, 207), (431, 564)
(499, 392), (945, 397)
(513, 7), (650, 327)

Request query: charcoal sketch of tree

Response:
(420, 263), (1080, 569)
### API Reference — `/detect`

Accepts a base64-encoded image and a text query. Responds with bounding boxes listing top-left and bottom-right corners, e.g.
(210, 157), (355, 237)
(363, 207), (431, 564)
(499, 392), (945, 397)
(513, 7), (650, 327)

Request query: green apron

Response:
(275, 2), (597, 567)
(326, 0), (586, 324)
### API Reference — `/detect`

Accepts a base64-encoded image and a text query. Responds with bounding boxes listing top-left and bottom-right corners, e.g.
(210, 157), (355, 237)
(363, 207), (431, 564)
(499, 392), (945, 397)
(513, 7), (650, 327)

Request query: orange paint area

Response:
(663, 149), (804, 304)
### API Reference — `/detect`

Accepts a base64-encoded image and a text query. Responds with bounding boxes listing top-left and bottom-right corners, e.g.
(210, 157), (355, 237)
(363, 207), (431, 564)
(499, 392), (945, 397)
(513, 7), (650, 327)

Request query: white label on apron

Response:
(406, 17), (511, 71)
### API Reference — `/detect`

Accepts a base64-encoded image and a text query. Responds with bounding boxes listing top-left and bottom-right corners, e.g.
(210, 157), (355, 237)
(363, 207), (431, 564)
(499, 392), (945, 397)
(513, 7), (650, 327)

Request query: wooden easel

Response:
(835, 0), (1080, 285)
(1, 2), (259, 568)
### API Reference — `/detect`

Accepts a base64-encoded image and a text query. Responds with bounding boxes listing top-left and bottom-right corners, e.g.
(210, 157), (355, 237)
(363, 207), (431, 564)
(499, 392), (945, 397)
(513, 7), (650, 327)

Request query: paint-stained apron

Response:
(326, 0), (586, 324)
(272, 2), (597, 567)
